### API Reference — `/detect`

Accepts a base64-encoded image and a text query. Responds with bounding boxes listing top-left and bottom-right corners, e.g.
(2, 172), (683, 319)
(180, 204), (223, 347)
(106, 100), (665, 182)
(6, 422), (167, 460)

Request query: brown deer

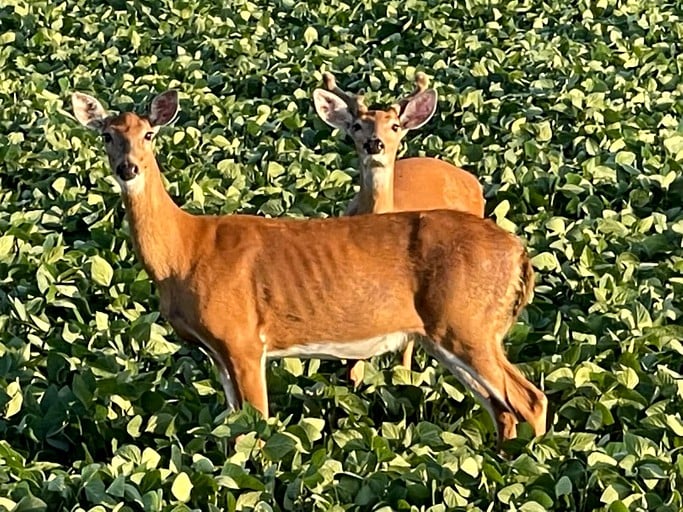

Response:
(313, 73), (486, 384)
(71, 90), (546, 444)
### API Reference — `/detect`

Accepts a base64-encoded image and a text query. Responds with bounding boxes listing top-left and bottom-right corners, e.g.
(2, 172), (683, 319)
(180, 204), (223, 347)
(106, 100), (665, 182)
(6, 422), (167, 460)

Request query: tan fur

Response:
(76, 97), (546, 443)
(347, 116), (485, 218)
(392, 158), (485, 217)
(317, 81), (485, 383)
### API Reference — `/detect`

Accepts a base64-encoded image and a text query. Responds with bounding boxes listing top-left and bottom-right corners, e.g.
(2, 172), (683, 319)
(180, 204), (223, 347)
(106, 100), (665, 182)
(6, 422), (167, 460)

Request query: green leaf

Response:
(0, 235), (14, 257)
(615, 151), (635, 166)
(303, 27), (318, 46)
(0, 498), (17, 510)
(531, 252), (558, 271)
(90, 255), (114, 287)
(171, 472), (193, 503)
(608, 502), (629, 512)
(141, 447), (162, 469)
(666, 415), (683, 436)
(520, 502), (549, 512)
(663, 134), (683, 154)
(299, 418), (325, 443)
(536, 121), (552, 142)
(106, 475), (126, 498)
(0, 32), (16, 44)
(4, 380), (22, 418)
(460, 457), (480, 477)
(263, 433), (298, 460)
(127, 415), (143, 438)
(600, 485), (621, 504)
(555, 476), (572, 497)
(443, 487), (466, 507)
(616, 367), (639, 389)
(498, 483), (525, 504)
(13, 496), (48, 512)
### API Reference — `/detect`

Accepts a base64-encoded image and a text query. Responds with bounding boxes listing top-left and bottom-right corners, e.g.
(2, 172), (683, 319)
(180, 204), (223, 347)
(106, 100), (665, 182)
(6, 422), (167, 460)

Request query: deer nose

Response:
(116, 162), (139, 181)
(364, 138), (385, 155)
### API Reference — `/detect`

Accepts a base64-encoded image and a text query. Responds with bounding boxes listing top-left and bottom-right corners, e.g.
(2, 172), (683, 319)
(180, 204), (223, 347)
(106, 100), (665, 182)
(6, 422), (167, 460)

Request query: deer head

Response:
(312, 72), (438, 168)
(71, 90), (179, 195)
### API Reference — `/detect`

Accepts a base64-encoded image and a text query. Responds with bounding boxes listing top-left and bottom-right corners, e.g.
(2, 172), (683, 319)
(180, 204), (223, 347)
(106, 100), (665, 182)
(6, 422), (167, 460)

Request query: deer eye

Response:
(391, 124), (400, 132)
(144, 132), (155, 141)
(352, 123), (362, 132)
(102, 133), (112, 143)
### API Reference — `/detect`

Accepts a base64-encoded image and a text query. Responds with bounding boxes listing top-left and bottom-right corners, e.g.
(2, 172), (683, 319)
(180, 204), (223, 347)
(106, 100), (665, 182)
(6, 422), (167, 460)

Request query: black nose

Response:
(116, 162), (139, 181)
(364, 138), (385, 155)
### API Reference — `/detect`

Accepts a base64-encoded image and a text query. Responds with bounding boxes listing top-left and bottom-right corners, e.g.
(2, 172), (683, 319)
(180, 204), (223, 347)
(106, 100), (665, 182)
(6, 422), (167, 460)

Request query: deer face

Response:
(347, 108), (403, 167)
(72, 91), (179, 195)
(102, 113), (155, 185)
(313, 74), (438, 168)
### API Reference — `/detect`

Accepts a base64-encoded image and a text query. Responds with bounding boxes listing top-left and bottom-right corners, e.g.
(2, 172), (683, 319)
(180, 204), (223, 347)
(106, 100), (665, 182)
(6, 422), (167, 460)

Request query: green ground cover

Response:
(0, 0), (682, 509)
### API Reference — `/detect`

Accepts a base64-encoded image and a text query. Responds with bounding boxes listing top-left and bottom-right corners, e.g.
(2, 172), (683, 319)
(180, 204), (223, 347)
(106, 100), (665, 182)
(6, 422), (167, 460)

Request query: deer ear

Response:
(399, 89), (438, 131)
(313, 89), (354, 130)
(149, 90), (179, 127)
(72, 92), (108, 131)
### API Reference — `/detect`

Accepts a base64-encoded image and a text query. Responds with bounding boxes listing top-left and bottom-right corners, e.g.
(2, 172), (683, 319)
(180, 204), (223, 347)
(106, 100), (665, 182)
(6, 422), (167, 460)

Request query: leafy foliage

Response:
(1, 0), (683, 510)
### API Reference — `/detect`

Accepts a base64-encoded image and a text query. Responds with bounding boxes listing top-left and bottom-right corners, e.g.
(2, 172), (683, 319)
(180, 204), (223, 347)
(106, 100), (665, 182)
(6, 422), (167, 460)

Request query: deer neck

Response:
(358, 154), (396, 214)
(121, 160), (195, 283)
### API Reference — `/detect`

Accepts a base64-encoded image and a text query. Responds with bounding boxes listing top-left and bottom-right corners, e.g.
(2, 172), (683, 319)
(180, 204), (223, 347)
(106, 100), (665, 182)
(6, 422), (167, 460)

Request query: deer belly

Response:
(267, 332), (410, 360)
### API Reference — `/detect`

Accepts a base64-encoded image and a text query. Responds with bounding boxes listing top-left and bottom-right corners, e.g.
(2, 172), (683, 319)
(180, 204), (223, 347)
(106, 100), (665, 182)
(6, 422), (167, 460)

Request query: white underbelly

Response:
(267, 331), (411, 360)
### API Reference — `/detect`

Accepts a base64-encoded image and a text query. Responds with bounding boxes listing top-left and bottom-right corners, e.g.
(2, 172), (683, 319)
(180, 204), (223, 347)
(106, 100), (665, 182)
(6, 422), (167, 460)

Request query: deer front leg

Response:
(401, 339), (414, 370)
(226, 344), (269, 418)
(206, 346), (240, 411)
(171, 321), (242, 411)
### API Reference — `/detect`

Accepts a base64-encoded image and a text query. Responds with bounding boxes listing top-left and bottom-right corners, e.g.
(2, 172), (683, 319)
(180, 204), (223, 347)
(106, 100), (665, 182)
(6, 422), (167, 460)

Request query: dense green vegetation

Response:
(1, 0), (682, 509)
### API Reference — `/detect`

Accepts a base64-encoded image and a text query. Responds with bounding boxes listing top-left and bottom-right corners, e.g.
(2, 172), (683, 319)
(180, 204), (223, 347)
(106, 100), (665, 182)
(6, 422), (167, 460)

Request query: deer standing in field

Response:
(71, 90), (546, 444)
(313, 73), (485, 384)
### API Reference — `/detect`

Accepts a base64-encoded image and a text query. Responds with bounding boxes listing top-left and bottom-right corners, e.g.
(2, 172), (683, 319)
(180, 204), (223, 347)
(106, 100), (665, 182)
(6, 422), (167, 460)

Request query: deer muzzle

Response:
(116, 162), (139, 181)
(364, 138), (385, 155)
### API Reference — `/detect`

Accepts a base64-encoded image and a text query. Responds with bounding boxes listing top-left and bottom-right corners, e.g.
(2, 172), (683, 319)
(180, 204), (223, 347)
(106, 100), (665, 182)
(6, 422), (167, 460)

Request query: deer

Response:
(71, 89), (547, 445)
(313, 72), (486, 385)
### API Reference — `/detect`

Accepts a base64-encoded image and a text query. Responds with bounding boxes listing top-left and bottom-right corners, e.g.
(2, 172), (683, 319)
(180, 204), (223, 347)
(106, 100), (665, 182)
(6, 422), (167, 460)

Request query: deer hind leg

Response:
(462, 349), (546, 440)
(420, 338), (507, 440)
(498, 357), (547, 437)
(421, 336), (546, 442)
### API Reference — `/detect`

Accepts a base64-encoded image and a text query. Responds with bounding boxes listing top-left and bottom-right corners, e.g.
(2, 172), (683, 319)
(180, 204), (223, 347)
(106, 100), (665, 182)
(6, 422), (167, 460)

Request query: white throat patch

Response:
(116, 173), (146, 196)
(363, 154), (389, 168)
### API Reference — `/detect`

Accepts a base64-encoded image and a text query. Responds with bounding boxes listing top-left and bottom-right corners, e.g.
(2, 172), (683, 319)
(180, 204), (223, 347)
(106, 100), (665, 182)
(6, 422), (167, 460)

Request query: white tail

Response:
(313, 73), (487, 383)
(72, 91), (546, 445)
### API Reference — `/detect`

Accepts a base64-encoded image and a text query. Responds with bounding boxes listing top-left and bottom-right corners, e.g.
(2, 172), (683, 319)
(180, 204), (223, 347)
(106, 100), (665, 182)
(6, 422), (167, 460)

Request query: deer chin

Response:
(115, 173), (145, 196)
(362, 154), (389, 168)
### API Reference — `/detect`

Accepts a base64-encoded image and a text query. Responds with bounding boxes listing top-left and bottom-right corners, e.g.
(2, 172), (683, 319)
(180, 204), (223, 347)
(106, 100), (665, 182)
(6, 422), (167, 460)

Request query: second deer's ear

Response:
(149, 90), (179, 127)
(399, 89), (438, 131)
(313, 89), (354, 130)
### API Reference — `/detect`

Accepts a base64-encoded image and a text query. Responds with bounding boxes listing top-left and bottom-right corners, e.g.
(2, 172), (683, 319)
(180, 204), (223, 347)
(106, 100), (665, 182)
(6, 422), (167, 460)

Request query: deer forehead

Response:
(354, 110), (401, 139)
(358, 109), (399, 124)
(106, 112), (152, 135)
